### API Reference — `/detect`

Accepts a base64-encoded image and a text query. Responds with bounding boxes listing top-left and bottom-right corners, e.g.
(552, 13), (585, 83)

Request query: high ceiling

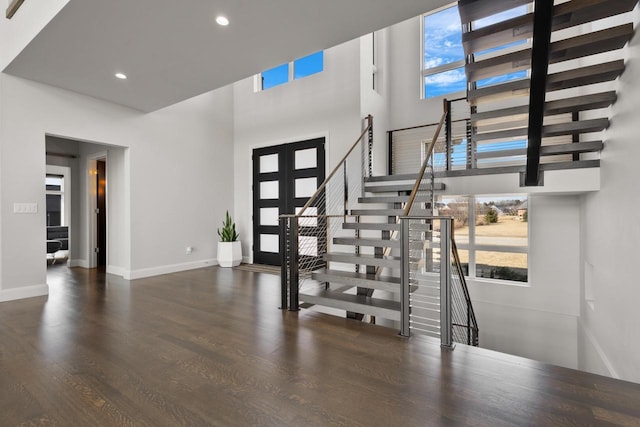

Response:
(3, 0), (444, 112)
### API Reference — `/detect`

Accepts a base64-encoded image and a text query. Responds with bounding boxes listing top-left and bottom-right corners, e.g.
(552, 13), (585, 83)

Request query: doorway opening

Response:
(45, 135), (127, 283)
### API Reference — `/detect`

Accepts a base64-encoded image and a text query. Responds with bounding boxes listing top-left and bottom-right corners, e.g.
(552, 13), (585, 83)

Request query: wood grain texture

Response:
(1, 265), (639, 426)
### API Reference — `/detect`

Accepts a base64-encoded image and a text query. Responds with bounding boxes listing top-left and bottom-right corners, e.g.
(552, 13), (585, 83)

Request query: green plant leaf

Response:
(217, 210), (239, 242)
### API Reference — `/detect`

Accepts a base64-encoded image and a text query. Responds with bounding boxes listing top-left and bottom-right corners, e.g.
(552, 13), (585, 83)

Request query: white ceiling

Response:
(3, 0), (443, 112)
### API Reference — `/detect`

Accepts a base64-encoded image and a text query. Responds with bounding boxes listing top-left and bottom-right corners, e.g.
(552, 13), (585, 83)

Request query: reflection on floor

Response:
(2, 265), (639, 425)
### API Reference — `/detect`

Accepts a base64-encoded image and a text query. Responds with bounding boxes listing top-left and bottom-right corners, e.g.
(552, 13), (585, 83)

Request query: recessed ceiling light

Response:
(216, 16), (229, 26)
(115, 72), (127, 80)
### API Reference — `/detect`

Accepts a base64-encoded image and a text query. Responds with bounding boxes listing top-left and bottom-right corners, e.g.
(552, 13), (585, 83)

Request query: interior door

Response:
(252, 138), (325, 266)
(96, 160), (107, 267)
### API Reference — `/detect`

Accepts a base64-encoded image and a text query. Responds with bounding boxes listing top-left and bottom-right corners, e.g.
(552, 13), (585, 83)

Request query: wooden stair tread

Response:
(474, 118), (609, 142)
(469, 61), (625, 104)
(342, 222), (402, 231)
(546, 60), (625, 92)
(471, 92), (617, 125)
(299, 289), (401, 321)
(467, 24), (633, 82)
(357, 195), (432, 204)
(463, 0), (638, 54)
(365, 183), (444, 193)
(312, 269), (400, 293)
(350, 208), (431, 216)
(323, 252), (401, 268)
(333, 237), (400, 248)
(475, 141), (604, 160)
(458, 0), (530, 24)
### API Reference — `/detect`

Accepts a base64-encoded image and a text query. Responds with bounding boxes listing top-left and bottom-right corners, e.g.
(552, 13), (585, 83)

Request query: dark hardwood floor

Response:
(1, 265), (639, 426)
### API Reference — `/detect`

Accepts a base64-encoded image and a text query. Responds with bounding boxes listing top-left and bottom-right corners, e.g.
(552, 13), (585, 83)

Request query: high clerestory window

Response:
(260, 51), (324, 91)
(438, 195), (529, 283)
(421, 4), (529, 99)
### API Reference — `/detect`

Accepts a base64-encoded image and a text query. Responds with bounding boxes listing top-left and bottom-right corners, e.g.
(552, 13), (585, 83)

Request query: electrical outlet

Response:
(185, 246), (193, 254)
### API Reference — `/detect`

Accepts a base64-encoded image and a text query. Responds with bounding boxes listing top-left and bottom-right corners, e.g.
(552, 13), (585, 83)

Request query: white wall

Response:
(388, 16), (454, 130)
(233, 40), (363, 260)
(578, 9), (640, 382)
(0, 73), (234, 300)
(468, 196), (581, 369)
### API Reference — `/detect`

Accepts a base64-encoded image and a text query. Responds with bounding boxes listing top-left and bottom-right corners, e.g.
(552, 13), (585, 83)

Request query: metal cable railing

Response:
(281, 116), (373, 310)
(400, 217), (479, 347)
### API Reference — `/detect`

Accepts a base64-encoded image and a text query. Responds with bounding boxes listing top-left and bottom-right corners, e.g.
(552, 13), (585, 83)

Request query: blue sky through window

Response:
(294, 51), (323, 80)
(423, 4), (529, 98)
(423, 7), (465, 69)
(262, 63), (289, 90)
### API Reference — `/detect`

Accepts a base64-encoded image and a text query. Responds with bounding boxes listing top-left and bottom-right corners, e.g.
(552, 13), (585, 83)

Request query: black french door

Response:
(252, 138), (325, 266)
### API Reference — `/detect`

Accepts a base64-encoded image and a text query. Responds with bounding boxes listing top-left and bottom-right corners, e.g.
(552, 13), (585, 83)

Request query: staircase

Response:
(280, 0), (638, 347)
(280, 114), (479, 346)
(459, 0), (638, 183)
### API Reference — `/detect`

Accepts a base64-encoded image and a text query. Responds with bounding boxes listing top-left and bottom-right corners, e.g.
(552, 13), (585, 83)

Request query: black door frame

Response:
(252, 138), (325, 266)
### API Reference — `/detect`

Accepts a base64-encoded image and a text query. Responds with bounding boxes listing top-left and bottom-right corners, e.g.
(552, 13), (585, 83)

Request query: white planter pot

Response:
(218, 241), (242, 267)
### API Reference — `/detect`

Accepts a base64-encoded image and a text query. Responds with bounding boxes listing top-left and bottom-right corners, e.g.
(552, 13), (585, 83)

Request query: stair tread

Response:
(300, 288), (401, 320)
(467, 24), (634, 82)
(312, 269), (400, 293)
(342, 222), (402, 231)
(458, 0), (530, 24)
(463, 0), (638, 54)
(357, 195), (432, 204)
(474, 118), (609, 142)
(546, 60), (625, 92)
(333, 237), (400, 248)
(324, 252), (401, 268)
(350, 209), (431, 216)
(366, 174), (424, 183)
(365, 183), (445, 193)
(475, 141), (604, 160)
(471, 92), (617, 125)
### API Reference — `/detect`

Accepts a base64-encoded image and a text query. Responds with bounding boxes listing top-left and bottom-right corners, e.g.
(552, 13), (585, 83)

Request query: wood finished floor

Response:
(1, 266), (640, 426)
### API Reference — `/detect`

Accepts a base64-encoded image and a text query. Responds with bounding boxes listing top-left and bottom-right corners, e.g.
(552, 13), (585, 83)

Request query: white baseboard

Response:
(578, 319), (619, 379)
(69, 259), (90, 268)
(0, 284), (49, 302)
(107, 265), (127, 277)
(126, 258), (217, 280)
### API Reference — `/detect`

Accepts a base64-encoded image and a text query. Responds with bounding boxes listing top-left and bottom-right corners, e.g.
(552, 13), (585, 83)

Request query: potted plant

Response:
(217, 211), (242, 267)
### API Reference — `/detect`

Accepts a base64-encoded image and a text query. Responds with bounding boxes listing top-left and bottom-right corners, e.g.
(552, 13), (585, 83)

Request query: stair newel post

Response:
(440, 218), (454, 348)
(280, 216), (289, 310)
(400, 217), (411, 337)
(289, 216), (300, 311)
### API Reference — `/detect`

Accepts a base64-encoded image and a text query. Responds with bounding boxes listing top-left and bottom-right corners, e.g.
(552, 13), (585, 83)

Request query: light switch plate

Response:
(14, 203), (38, 214)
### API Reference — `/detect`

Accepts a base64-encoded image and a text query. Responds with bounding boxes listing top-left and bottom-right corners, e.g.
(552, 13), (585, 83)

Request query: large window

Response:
(438, 195), (528, 283)
(421, 4), (529, 99)
(260, 51), (324, 91)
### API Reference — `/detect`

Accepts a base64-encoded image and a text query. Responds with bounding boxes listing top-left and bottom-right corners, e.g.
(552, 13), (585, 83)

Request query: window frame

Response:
(420, 3), (466, 100)
(257, 51), (324, 92)
(440, 194), (529, 285)
(46, 171), (68, 227)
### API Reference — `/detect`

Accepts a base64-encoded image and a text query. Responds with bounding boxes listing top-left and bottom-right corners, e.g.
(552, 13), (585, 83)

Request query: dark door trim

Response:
(252, 138), (325, 266)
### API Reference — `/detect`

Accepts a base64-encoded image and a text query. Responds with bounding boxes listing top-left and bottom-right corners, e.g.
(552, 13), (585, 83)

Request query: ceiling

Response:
(3, 0), (443, 112)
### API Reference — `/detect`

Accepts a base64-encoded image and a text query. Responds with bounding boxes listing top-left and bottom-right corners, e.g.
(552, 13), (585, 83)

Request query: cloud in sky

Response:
(423, 6), (464, 68)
